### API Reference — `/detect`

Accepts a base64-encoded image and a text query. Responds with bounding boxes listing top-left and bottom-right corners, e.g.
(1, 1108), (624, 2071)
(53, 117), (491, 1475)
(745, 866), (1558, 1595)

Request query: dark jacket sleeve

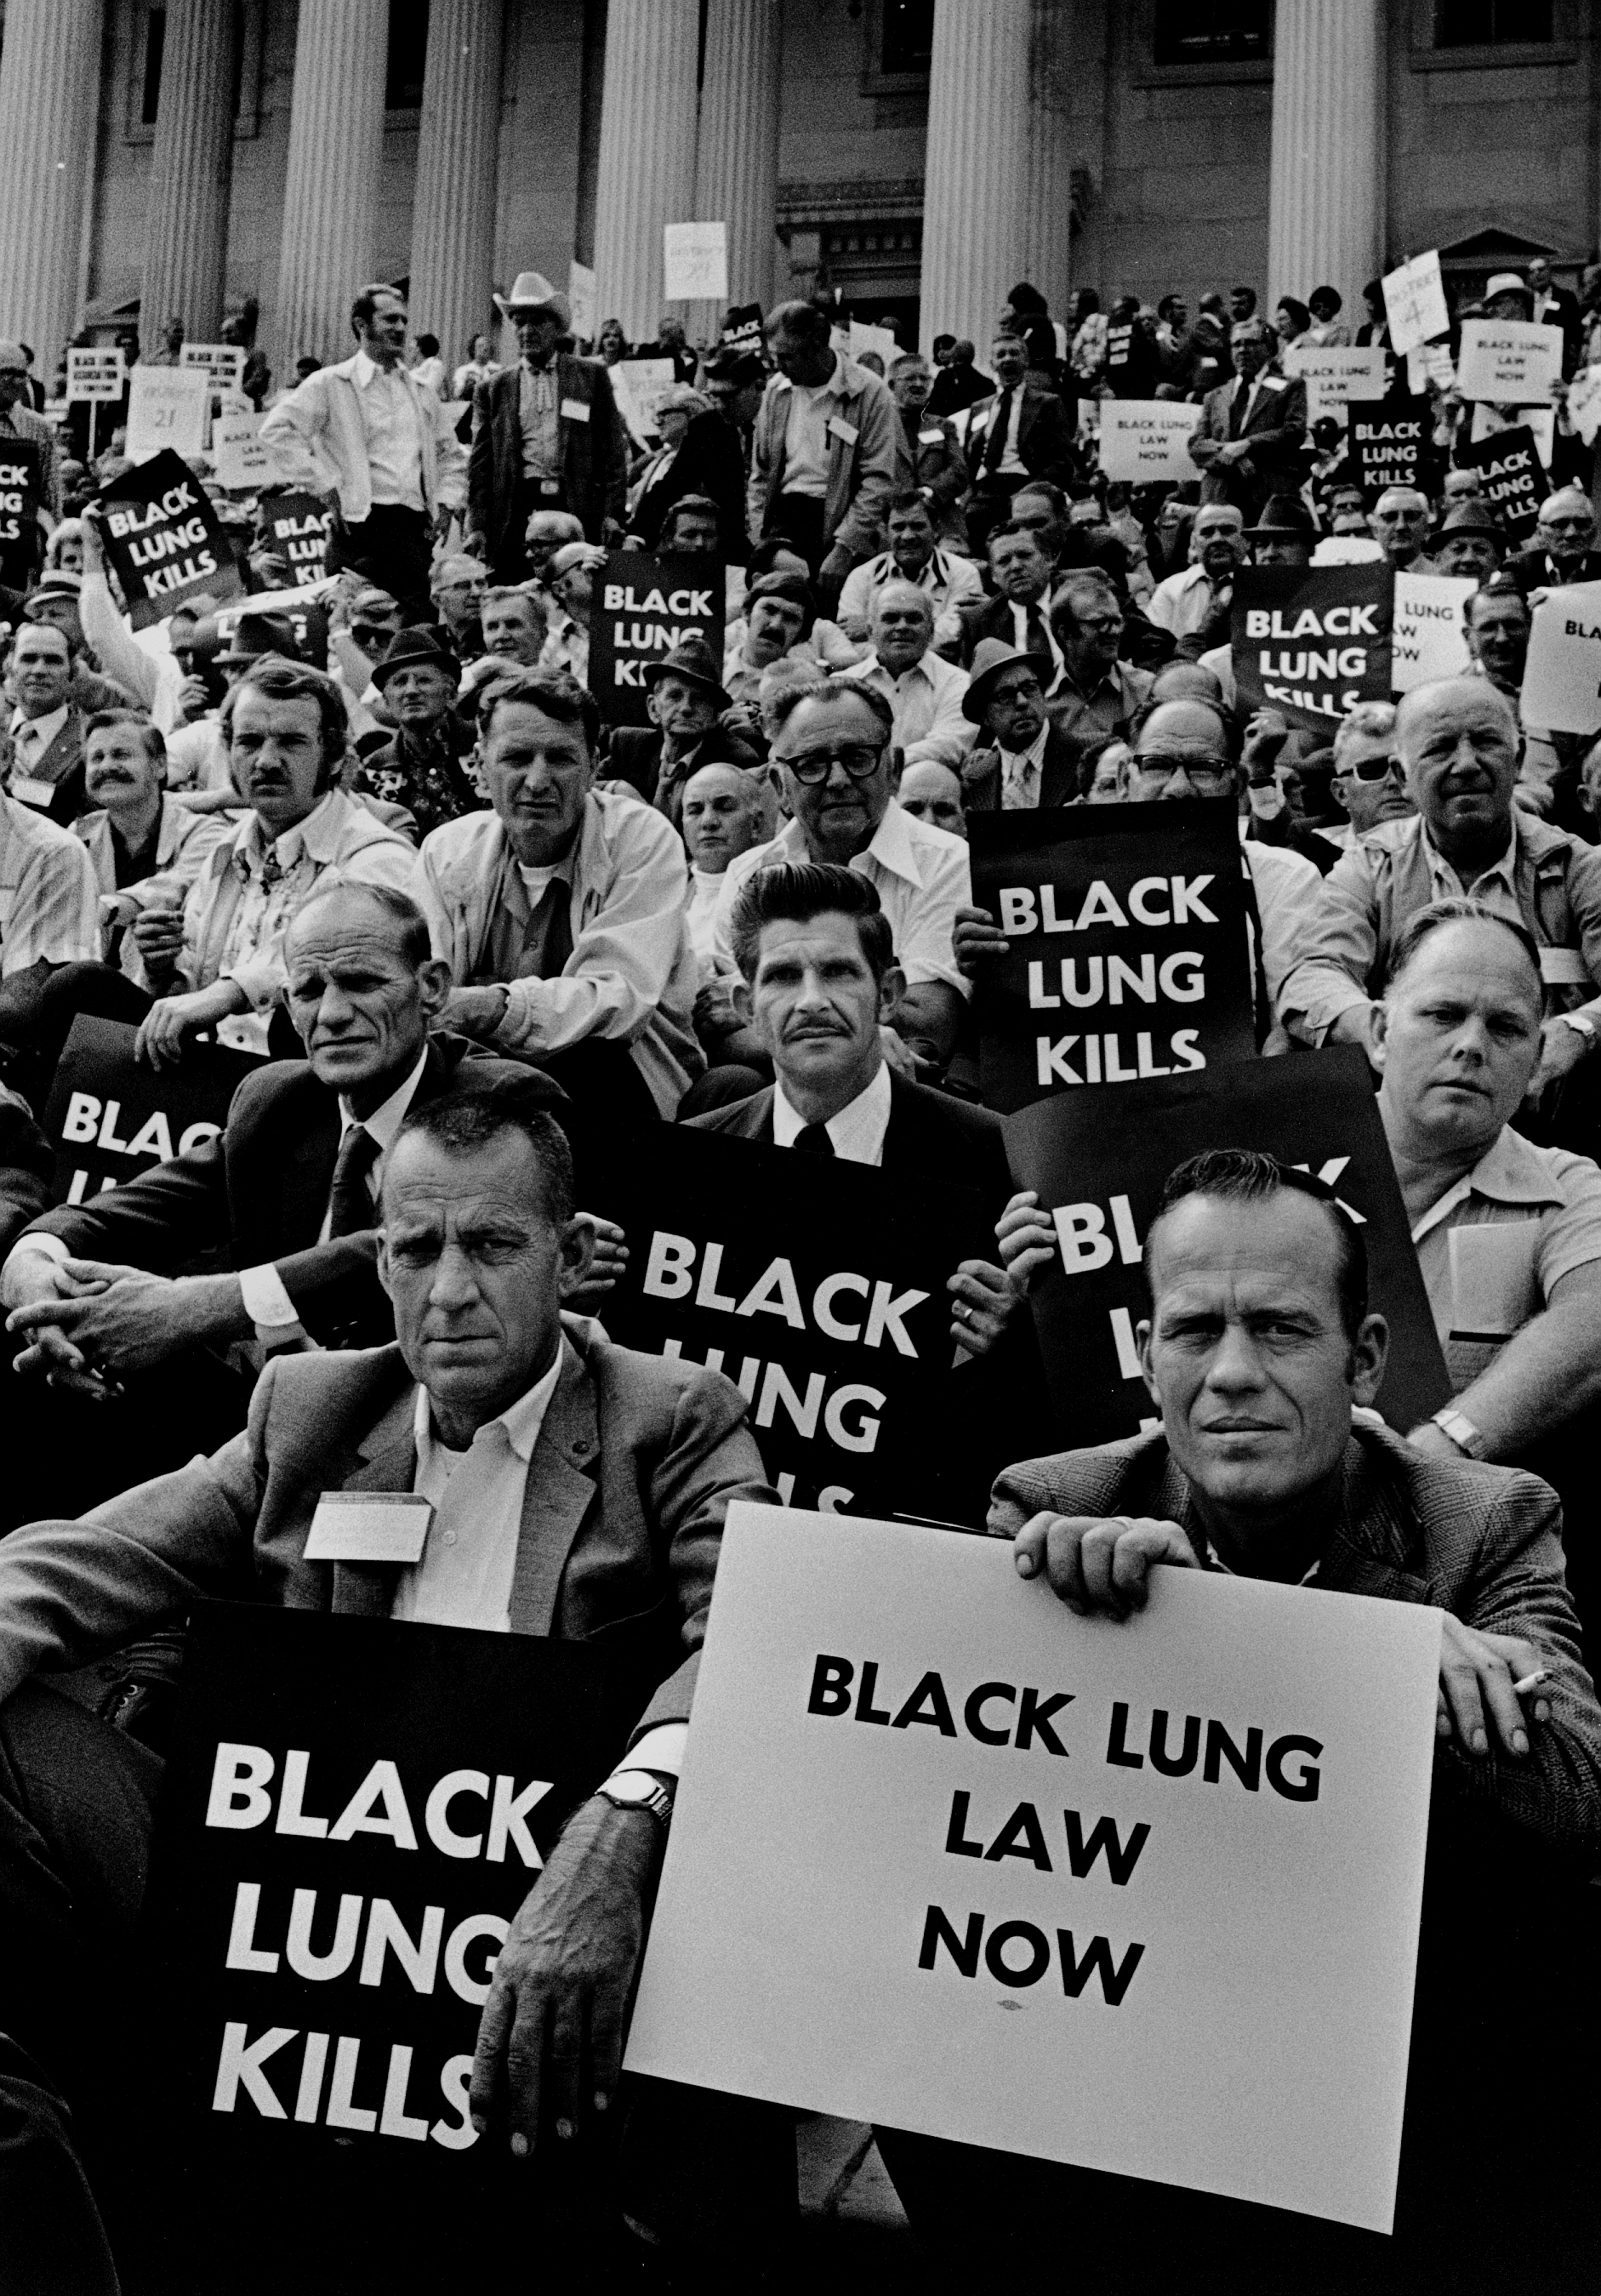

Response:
(0, 1086), (55, 1257)
(467, 373), (499, 544)
(587, 364), (626, 533)
(23, 1130), (231, 1274)
(1022, 391), (1076, 488)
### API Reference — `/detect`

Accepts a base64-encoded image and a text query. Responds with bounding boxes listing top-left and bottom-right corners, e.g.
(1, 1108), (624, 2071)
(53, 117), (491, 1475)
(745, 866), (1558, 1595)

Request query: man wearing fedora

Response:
(958, 641), (1080, 814)
(468, 272), (626, 578)
(1245, 493), (1316, 568)
(606, 634), (763, 826)
(261, 285), (467, 623)
(1430, 499), (1507, 583)
(358, 627), (482, 837)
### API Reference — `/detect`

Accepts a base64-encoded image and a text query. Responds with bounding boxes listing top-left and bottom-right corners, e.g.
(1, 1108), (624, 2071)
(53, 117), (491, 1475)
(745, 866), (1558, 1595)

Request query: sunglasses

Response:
(1337, 754), (1403, 783)
(778, 744), (886, 786)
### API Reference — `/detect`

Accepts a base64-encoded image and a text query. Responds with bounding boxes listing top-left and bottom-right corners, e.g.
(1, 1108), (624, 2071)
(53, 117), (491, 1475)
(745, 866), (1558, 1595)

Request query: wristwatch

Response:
(1431, 1405), (1490, 1461)
(1557, 1012), (1598, 1050)
(596, 1770), (674, 1828)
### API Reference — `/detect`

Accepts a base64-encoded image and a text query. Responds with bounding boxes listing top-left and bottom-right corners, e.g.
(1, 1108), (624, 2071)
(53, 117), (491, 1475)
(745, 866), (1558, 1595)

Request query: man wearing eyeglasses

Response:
(1040, 569), (1154, 788)
(1323, 700), (1415, 853)
(1507, 486), (1601, 600)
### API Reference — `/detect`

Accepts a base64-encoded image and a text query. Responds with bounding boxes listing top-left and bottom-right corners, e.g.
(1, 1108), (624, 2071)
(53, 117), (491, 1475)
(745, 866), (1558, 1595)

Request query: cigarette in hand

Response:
(1511, 1669), (1552, 1697)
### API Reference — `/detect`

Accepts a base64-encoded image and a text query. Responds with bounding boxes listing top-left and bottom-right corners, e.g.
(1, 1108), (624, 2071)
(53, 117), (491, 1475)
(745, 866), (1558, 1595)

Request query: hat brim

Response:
(371, 654), (457, 688)
(642, 659), (729, 707)
(495, 295), (573, 330)
(962, 648), (1047, 723)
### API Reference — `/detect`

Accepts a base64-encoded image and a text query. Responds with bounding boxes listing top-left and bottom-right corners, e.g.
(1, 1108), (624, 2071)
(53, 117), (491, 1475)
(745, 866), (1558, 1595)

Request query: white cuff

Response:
(238, 1262), (302, 1332)
(4, 1233), (71, 1279)
(608, 1721), (687, 1785)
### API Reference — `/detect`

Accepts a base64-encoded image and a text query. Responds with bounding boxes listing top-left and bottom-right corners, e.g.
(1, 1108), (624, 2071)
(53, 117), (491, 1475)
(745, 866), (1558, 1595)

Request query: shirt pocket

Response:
(1444, 1221), (1542, 1391)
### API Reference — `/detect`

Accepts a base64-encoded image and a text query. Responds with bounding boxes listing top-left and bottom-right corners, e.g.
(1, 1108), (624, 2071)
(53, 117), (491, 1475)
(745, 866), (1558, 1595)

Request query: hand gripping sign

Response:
(94, 447), (247, 629)
(1231, 562), (1393, 736)
(587, 548), (725, 728)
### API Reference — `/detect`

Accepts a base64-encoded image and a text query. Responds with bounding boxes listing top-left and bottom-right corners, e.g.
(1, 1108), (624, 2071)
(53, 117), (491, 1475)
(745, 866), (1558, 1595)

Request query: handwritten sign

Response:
(1456, 320), (1562, 405)
(1231, 563), (1393, 734)
(567, 260), (596, 343)
(628, 1504), (1439, 2232)
(663, 221), (728, 305)
(66, 346), (126, 403)
(211, 413), (273, 492)
(126, 366), (208, 463)
(1382, 252), (1449, 356)
(1391, 571), (1475, 692)
(848, 321), (898, 368)
(1519, 579), (1601, 738)
(1097, 400), (1201, 483)
(1283, 343), (1386, 428)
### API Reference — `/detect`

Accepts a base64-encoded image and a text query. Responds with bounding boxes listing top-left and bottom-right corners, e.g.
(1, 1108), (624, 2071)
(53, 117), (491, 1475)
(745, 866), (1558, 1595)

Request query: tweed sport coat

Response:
(0, 1318), (777, 1742)
(988, 1421), (1601, 1857)
(468, 355), (627, 550)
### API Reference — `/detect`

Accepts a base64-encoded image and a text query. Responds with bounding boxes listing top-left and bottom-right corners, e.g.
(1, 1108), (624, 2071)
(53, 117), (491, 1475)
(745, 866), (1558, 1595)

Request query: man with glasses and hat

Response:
(358, 626), (481, 836)
(607, 634), (762, 825)
(467, 271), (625, 578)
(957, 641), (1080, 814)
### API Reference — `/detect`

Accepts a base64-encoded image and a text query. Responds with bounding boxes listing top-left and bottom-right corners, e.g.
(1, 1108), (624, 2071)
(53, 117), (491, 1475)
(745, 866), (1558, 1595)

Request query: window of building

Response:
(879, 0), (933, 77)
(1152, 1), (1273, 66)
(141, 4), (166, 126)
(385, 0), (430, 111)
(1433, 0), (1553, 42)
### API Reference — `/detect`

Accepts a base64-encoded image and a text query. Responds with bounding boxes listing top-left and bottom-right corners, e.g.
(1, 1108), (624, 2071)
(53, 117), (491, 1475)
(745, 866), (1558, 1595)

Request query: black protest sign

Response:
(95, 447), (246, 629)
(968, 800), (1255, 1118)
(587, 549), (725, 727)
(595, 1126), (989, 1518)
(140, 1604), (628, 2169)
(0, 436), (41, 589)
(264, 490), (335, 580)
(1004, 1046), (1450, 1450)
(1458, 423), (1546, 543)
(721, 302), (764, 355)
(1232, 562), (1393, 735)
(1349, 396), (1431, 503)
(42, 1015), (262, 1206)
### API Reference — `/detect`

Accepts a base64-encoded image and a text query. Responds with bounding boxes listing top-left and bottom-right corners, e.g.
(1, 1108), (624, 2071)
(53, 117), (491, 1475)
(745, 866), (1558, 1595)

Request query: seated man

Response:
(836, 583), (973, 770)
(1429, 500), (1505, 583)
(358, 626), (481, 837)
(897, 759), (967, 838)
(967, 522), (1066, 677)
(681, 761), (772, 969)
(7, 619), (88, 828)
(606, 635), (762, 825)
(428, 551), (487, 662)
(1042, 570), (1154, 784)
(835, 492), (983, 657)
(537, 540), (604, 685)
(412, 669), (703, 1128)
(73, 711), (231, 971)
(0, 1068), (778, 2282)
(1323, 699), (1413, 855)
(1368, 484), (1433, 571)
(958, 641), (1080, 813)
(1145, 501), (1246, 647)
(1506, 483), (1601, 596)
(722, 571), (818, 712)
(459, 583), (550, 706)
(885, 356), (971, 550)
(0, 788), (101, 1058)
(20, 571), (140, 715)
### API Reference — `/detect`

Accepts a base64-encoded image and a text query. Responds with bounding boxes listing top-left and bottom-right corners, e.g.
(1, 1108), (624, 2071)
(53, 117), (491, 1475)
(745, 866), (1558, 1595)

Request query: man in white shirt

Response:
(1147, 503), (1248, 642)
(681, 761), (771, 970)
(837, 583), (974, 769)
(835, 493), (984, 657)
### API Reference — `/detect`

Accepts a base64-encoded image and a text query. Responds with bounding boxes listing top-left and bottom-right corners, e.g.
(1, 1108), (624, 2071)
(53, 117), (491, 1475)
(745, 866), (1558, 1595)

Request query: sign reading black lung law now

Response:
(595, 1126), (989, 1517)
(1232, 562), (1393, 736)
(968, 801), (1254, 1117)
(263, 491), (335, 580)
(94, 447), (246, 630)
(1458, 423), (1546, 543)
(0, 436), (41, 590)
(1003, 1046), (1450, 1450)
(1349, 396), (1432, 502)
(587, 549), (724, 728)
(41, 1016), (261, 1206)
(140, 1604), (627, 2169)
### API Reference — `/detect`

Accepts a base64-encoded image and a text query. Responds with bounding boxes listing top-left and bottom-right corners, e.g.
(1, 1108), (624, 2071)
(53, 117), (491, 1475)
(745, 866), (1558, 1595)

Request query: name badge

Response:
(1261, 376), (1286, 393)
(560, 397), (590, 423)
(304, 1491), (434, 1565)
(919, 428), (943, 446)
(1540, 946), (1591, 987)
(11, 776), (55, 810)
(828, 415), (859, 446)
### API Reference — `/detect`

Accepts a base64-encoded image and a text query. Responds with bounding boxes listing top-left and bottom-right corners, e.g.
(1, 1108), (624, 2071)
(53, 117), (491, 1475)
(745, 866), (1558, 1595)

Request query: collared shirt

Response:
(1044, 658), (1154, 764)
(971, 385), (1026, 477)
(0, 401), (60, 516)
(835, 547), (986, 653)
(1148, 561), (1233, 639)
(75, 795), (231, 973)
(350, 349), (426, 510)
(772, 1061), (892, 1165)
(356, 720), (481, 840)
(9, 704), (68, 772)
(713, 798), (971, 995)
(1409, 1123), (1601, 1392)
(518, 359), (561, 480)
(538, 614), (588, 685)
(686, 863), (726, 967)
(1240, 828), (1324, 1017)
(1000, 720), (1051, 810)
(837, 648), (974, 768)
(0, 794), (99, 976)
(1006, 597), (1064, 680)
(781, 352), (847, 498)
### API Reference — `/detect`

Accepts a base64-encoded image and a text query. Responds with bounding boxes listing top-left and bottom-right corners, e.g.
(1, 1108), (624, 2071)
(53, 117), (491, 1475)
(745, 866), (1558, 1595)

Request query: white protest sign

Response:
(568, 259), (596, 342)
(1456, 319), (1562, 404)
(1392, 572), (1475, 691)
(1283, 342), (1386, 427)
(211, 412), (272, 491)
(1382, 252), (1450, 356)
(179, 342), (247, 393)
(1469, 398), (1555, 471)
(66, 346), (125, 403)
(1519, 580), (1601, 737)
(629, 1507), (1439, 2232)
(1097, 399), (1199, 482)
(611, 356), (675, 447)
(1568, 366), (1601, 447)
(663, 220), (728, 305)
(848, 321), (898, 368)
(125, 365), (208, 462)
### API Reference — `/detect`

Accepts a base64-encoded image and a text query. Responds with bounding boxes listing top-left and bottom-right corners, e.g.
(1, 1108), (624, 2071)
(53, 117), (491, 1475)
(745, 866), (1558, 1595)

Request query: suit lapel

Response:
(1016, 382), (1038, 451)
(507, 1342), (599, 1637)
(329, 1390), (417, 1618)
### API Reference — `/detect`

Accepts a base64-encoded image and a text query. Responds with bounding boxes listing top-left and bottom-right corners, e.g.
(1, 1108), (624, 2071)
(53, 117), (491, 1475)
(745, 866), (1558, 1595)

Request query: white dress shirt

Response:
(1148, 562), (1230, 639)
(350, 350), (426, 510)
(837, 648), (974, 768)
(772, 1061), (892, 1165)
(780, 355), (847, 499)
(1000, 721), (1051, 810)
(686, 863), (726, 967)
(9, 704), (69, 789)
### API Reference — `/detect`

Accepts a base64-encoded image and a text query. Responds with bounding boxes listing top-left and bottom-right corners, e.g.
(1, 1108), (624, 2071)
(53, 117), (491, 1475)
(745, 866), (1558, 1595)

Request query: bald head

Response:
(1123, 698), (1235, 800)
(1395, 678), (1518, 850)
(872, 578), (934, 672)
(681, 761), (771, 872)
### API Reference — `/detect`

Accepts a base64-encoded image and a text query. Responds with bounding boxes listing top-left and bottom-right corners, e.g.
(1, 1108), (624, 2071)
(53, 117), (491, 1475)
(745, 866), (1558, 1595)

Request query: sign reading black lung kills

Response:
(42, 1016), (261, 1206)
(595, 1127), (989, 1517)
(264, 490), (335, 579)
(95, 447), (246, 629)
(140, 1604), (627, 2168)
(587, 549), (724, 727)
(1003, 1047), (1450, 1449)
(968, 801), (1254, 1117)
(1458, 423), (1546, 543)
(0, 435), (41, 589)
(1232, 562), (1393, 735)
(1349, 396), (1431, 502)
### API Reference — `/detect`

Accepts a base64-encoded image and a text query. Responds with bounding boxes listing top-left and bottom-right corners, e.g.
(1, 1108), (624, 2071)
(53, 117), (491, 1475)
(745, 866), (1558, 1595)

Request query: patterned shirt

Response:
(358, 722), (483, 840)
(0, 795), (98, 975)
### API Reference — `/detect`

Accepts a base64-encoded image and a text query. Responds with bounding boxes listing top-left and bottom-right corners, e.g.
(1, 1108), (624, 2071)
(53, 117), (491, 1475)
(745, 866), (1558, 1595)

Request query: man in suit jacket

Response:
(605, 634), (764, 825)
(0, 1066), (777, 2279)
(1187, 320), (1307, 516)
(467, 271), (625, 575)
(960, 331), (1078, 555)
(7, 621), (88, 828)
(958, 641), (1081, 814)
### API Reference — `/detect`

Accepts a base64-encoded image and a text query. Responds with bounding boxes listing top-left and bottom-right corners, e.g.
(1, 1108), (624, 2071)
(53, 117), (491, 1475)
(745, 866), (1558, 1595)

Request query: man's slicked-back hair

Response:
(729, 862), (895, 986)
(1382, 894), (1541, 998)
(1143, 1148), (1370, 1343)
(351, 283), (402, 335)
(768, 673), (894, 745)
(476, 664), (600, 751)
(288, 875), (434, 970)
(391, 1073), (575, 1229)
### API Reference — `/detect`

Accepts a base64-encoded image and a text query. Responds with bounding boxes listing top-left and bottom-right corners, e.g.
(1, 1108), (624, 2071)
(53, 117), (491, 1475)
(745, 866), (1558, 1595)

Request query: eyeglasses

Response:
(778, 743), (886, 786)
(1129, 751), (1234, 788)
(1337, 754), (1403, 783)
(1076, 614), (1123, 635)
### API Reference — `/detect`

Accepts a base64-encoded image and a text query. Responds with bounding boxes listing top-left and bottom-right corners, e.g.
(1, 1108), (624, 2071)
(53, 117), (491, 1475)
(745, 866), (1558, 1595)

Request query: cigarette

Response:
(1511, 1670), (1552, 1696)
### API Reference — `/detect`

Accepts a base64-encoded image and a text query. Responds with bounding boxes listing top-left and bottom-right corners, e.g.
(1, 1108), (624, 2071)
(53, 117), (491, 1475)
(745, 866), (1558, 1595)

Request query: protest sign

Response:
(586, 547), (723, 727)
(66, 345), (125, 402)
(141, 1603), (630, 2169)
(721, 301), (764, 355)
(1231, 562), (1393, 734)
(629, 1504), (1439, 2231)
(1381, 251), (1449, 356)
(967, 800), (1254, 1117)
(1458, 422), (1545, 542)
(126, 364), (208, 461)
(214, 580), (332, 671)
(1097, 399), (1199, 482)
(94, 447), (246, 629)
(849, 320), (898, 368)
(0, 437), (42, 590)
(1469, 397), (1554, 470)
(1003, 1045), (1451, 1448)
(1567, 365), (1601, 447)
(180, 342), (248, 395)
(1391, 571), (1474, 691)
(663, 220), (727, 303)
(211, 412), (273, 492)
(41, 1016), (261, 1206)
(611, 356), (675, 448)
(1456, 318), (1562, 404)
(262, 490), (335, 581)
(595, 1126), (991, 1518)
(1349, 398), (1431, 502)
(567, 259), (596, 342)
(1282, 342), (1385, 427)
(1518, 579), (1601, 738)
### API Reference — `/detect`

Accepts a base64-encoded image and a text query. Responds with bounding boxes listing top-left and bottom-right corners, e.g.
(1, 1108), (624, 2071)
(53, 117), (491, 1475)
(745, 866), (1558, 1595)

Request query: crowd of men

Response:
(1, 251), (1600, 2293)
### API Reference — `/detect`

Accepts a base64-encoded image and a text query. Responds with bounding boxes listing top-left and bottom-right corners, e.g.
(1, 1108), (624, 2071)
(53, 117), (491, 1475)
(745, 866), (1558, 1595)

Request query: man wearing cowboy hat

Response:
(606, 633), (762, 825)
(358, 627), (481, 838)
(467, 271), (626, 578)
(957, 641), (1080, 815)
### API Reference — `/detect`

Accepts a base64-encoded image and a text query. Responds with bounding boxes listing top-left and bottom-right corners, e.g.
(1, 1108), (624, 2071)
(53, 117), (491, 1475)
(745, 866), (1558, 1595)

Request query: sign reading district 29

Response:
(587, 548), (724, 728)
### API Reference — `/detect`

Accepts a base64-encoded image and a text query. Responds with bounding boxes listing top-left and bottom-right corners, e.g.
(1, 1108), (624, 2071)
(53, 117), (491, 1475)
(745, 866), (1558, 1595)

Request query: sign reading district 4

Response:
(42, 1015), (262, 1206)
(627, 1507), (1439, 2233)
(1232, 562), (1393, 735)
(94, 447), (247, 629)
(968, 801), (1254, 1116)
(1002, 1046), (1450, 1449)
(586, 549), (724, 728)
(140, 1604), (629, 2168)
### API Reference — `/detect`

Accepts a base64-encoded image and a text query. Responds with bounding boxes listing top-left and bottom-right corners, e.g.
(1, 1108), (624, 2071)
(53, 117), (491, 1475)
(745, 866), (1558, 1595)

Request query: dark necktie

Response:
(327, 1125), (382, 1239)
(792, 1124), (835, 1156)
(982, 387), (1014, 477)
(1023, 604), (1051, 660)
(1229, 382), (1250, 439)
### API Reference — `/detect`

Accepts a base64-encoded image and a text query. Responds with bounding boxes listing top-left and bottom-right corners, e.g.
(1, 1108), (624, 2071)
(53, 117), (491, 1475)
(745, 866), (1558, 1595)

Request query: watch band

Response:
(597, 1774), (674, 1828)
(1432, 1405), (1489, 1461)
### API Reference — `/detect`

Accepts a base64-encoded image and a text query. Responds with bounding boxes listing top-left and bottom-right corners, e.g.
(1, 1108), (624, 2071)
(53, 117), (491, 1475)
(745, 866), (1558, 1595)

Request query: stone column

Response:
(1267, 0), (1384, 317)
(0, 0), (104, 375)
(141, 0), (237, 345)
(410, 0), (505, 373)
(691, 0), (783, 337)
(591, 0), (701, 347)
(920, 0), (1033, 360)
(1023, 0), (1074, 328)
(274, 0), (389, 366)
